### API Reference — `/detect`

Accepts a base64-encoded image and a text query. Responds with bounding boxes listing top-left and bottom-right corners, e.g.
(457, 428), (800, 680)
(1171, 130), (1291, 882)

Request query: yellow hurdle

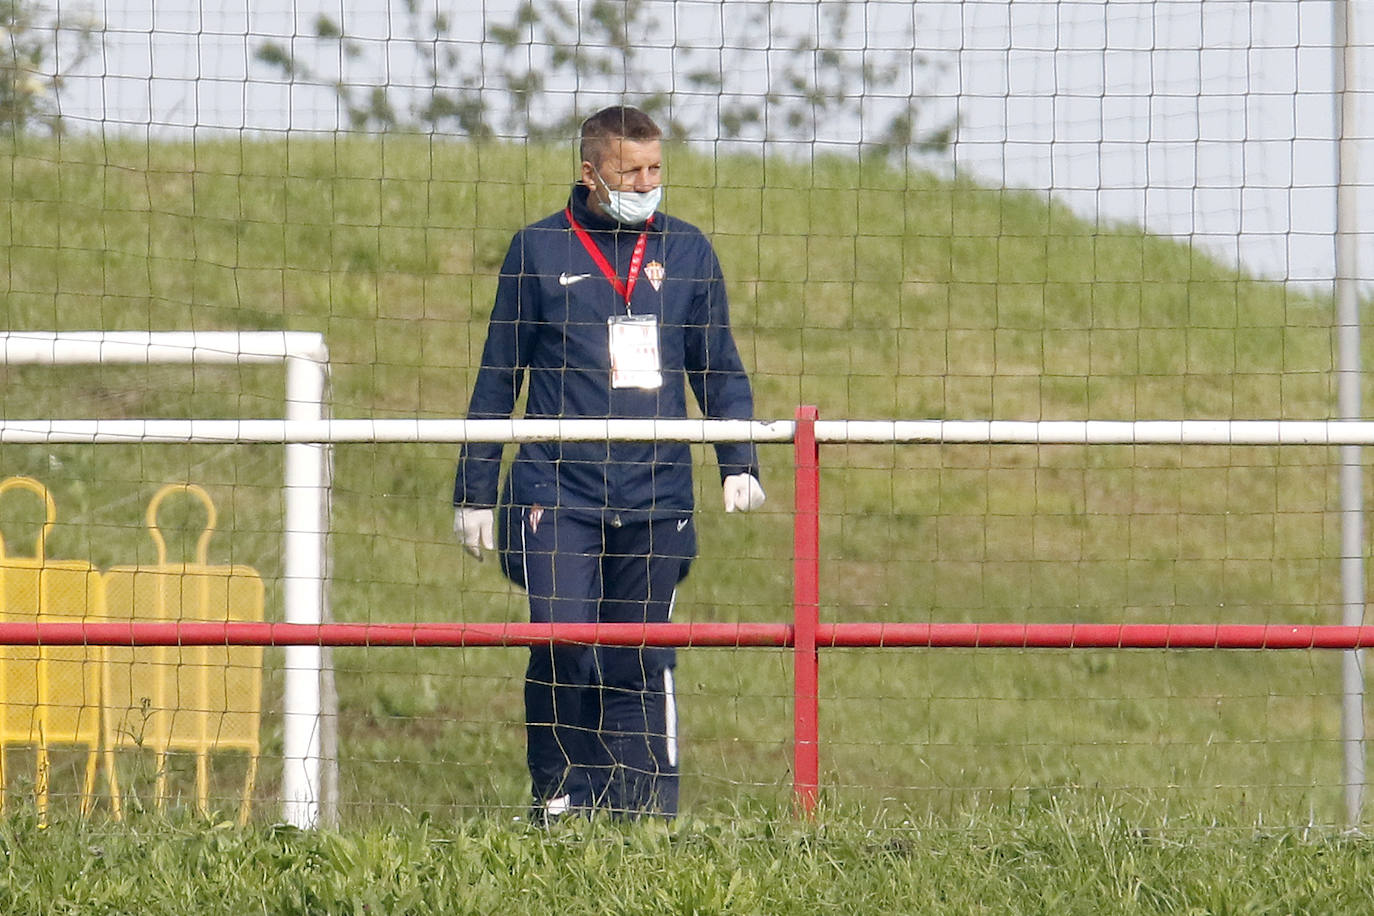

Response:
(0, 477), (103, 820)
(101, 484), (264, 824)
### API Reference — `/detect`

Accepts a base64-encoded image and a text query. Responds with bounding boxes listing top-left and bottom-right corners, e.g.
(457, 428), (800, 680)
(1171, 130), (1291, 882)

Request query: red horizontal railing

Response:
(7, 621), (1374, 650)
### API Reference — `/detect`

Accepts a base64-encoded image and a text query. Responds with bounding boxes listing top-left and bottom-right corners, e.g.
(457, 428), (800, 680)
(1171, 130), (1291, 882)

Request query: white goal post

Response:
(0, 330), (332, 829)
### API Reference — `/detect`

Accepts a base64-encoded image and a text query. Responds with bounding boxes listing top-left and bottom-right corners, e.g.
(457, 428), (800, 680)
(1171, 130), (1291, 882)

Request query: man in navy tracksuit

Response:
(453, 106), (765, 820)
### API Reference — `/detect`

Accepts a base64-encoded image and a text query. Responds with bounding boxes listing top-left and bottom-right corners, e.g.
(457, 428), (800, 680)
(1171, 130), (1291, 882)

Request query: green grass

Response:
(1, 133), (1371, 836)
(2, 801), (1373, 915)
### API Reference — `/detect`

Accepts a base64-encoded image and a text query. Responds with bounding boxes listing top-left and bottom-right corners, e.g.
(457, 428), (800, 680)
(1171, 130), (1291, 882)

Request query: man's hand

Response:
(453, 507), (495, 559)
(723, 474), (766, 513)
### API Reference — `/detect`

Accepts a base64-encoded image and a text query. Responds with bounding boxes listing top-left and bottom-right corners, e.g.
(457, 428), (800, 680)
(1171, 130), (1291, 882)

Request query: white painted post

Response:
(281, 346), (330, 829)
(1332, 0), (1366, 828)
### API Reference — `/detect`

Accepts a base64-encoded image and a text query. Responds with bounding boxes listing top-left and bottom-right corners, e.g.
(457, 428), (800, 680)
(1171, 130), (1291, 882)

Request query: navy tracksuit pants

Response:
(499, 505), (695, 817)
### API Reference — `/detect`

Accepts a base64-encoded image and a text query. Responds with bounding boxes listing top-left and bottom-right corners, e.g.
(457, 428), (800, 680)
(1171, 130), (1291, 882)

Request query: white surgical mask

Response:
(594, 171), (662, 225)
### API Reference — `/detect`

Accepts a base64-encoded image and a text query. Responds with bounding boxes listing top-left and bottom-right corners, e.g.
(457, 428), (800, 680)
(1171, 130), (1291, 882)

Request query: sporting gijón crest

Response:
(644, 260), (665, 291)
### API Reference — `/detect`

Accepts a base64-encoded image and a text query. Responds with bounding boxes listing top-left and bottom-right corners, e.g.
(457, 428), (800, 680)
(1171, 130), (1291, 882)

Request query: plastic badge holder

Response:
(101, 484), (264, 824)
(0, 477), (103, 820)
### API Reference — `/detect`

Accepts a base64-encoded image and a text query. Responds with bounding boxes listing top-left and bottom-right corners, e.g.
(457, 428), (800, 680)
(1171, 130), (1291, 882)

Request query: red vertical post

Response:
(792, 405), (821, 815)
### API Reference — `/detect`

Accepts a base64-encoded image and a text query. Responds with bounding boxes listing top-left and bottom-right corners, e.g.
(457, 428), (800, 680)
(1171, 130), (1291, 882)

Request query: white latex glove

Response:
(453, 507), (495, 560)
(723, 473), (766, 513)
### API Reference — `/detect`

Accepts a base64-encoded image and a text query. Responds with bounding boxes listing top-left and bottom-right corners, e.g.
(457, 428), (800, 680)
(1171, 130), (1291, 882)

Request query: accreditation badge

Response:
(608, 314), (663, 390)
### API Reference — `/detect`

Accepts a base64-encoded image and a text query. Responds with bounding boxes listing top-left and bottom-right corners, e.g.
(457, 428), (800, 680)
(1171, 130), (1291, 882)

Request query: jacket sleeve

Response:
(684, 242), (762, 485)
(453, 233), (537, 507)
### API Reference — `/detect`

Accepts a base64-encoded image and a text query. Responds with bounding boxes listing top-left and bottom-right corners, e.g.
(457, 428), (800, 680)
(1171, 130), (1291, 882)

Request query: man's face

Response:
(581, 138), (663, 206)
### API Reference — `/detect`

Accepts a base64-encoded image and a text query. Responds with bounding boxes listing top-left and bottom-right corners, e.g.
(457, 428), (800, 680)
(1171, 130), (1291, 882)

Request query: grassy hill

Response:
(0, 135), (1364, 827)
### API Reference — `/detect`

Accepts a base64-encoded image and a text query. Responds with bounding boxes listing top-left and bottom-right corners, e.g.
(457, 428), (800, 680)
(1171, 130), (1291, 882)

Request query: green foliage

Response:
(0, 0), (96, 137)
(251, 0), (953, 160)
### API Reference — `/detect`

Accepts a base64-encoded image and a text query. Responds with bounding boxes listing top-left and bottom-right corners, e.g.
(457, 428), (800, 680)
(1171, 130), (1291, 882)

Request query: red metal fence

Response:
(6, 406), (1374, 816)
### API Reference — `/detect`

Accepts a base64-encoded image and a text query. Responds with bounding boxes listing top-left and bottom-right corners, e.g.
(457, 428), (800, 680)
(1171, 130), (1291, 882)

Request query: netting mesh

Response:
(1, 0), (1370, 827)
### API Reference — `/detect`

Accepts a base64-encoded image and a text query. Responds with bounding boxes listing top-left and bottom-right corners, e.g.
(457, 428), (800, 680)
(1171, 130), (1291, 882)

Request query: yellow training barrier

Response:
(102, 484), (264, 824)
(0, 477), (103, 820)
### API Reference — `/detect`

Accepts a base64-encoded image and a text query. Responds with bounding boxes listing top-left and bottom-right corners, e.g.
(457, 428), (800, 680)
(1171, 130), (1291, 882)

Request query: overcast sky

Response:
(61, 0), (1371, 287)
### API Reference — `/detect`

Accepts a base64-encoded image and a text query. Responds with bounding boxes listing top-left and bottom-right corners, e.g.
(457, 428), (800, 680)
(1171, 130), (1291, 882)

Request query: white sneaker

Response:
(545, 794), (572, 818)
(529, 793), (574, 827)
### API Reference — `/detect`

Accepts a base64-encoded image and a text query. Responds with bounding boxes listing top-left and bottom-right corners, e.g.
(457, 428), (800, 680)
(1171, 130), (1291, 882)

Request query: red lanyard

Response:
(566, 208), (649, 309)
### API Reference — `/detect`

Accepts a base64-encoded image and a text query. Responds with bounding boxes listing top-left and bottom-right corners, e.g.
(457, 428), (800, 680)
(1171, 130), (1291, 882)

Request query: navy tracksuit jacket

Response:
(453, 184), (760, 815)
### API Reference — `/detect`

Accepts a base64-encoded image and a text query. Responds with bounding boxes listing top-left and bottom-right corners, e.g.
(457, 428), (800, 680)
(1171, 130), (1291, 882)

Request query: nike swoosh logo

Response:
(558, 272), (592, 286)
(677, 518), (689, 532)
